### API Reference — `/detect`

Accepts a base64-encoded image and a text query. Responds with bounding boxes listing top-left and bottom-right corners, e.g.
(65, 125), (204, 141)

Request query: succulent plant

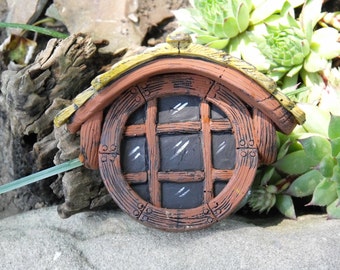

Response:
(247, 14), (310, 82)
(242, 0), (340, 93)
(173, 0), (253, 49)
(248, 104), (340, 219)
(174, 0), (340, 97)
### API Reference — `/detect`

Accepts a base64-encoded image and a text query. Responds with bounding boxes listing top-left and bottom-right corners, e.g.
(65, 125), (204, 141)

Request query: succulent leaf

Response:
(299, 0), (323, 42)
(226, 35), (242, 57)
(308, 178), (337, 206)
(220, 17), (239, 38)
(277, 138), (292, 160)
(237, 2), (250, 32)
(299, 136), (332, 165)
(206, 39), (230, 49)
(240, 32), (271, 71)
(332, 166), (340, 183)
(195, 35), (220, 44)
(172, 8), (203, 32)
(249, 0), (285, 25)
(0, 34), (37, 66)
(288, 0), (306, 7)
(326, 199), (340, 219)
(310, 28), (340, 60)
(260, 166), (275, 186)
(248, 187), (277, 214)
(266, 185), (278, 194)
(286, 65), (303, 78)
(303, 51), (328, 73)
(298, 103), (330, 136)
(274, 150), (315, 175)
(286, 169), (323, 197)
(318, 155), (336, 178)
(275, 194), (296, 219)
(328, 114), (340, 140)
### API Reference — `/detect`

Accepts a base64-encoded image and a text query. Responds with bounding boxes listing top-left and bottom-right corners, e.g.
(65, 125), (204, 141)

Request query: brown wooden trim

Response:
(124, 168), (233, 184)
(156, 121), (201, 134)
(201, 101), (214, 202)
(124, 169), (233, 184)
(158, 171), (205, 182)
(124, 121), (203, 137)
(212, 169), (233, 181)
(210, 119), (232, 131)
(124, 172), (148, 183)
(252, 108), (277, 165)
(80, 111), (103, 169)
(67, 58), (297, 134)
(124, 124), (146, 137)
(145, 99), (161, 207)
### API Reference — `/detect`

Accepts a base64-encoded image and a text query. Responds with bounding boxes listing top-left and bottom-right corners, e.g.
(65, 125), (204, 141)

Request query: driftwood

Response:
(0, 34), (115, 218)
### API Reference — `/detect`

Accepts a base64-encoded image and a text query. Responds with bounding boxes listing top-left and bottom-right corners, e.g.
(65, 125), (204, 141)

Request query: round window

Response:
(99, 73), (258, 231)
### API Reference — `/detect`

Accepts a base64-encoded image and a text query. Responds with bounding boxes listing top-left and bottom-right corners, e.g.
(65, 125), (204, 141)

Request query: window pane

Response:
(214, 181), (228, 197)
(160, 134), (203, 171)
(211, 103), (228, 119)
(162, 182), (204, 209)
(212, 133), (236, 169)
(131, 183), (150, 202)
(158, 96), (200, 123)
(121, 137), (147, 173)
(126, 104), (146, 125)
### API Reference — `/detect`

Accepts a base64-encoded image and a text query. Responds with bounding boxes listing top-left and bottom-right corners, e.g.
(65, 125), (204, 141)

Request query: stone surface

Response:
(5, 0), (49, 34)
(53, 0), (143, 53)
(0, 207), (339, 269)
(53, 0), (188, 52)
(0, 0), (7, 22)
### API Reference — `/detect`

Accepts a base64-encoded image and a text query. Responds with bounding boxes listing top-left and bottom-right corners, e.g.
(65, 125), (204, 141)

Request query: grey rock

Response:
(53, 0), (188, 53)
(4, 0), (49, 34)
(0, 207), (339, 270)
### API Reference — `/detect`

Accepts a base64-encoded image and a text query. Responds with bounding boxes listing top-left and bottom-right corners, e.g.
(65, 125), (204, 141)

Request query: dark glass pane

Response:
(131, 183), (150, 202)
(162, 182), (204, 209)
(212, 133), (236, 169)
(210, 103), (228, 119)
(158, 96), (200, 123)
(160, 134), (203, 171)
(126, 104), (146, 125)
(214, 181), (228, 197)
(121, 137), (147, 173)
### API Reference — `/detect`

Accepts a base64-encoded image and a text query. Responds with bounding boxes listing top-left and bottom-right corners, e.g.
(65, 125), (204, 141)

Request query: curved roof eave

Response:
(54, 34), (305, 128)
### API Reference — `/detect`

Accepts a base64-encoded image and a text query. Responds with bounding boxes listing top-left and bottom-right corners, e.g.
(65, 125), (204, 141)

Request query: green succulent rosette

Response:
(173, 0), (253, 49)
(246, 13), (310, 82)
(242, 0), (340, 92)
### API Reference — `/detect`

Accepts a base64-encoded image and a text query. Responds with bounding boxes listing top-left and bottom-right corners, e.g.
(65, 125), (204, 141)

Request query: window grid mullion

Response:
(145, 99), (161, 206)
(200, 101), (214, 202)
